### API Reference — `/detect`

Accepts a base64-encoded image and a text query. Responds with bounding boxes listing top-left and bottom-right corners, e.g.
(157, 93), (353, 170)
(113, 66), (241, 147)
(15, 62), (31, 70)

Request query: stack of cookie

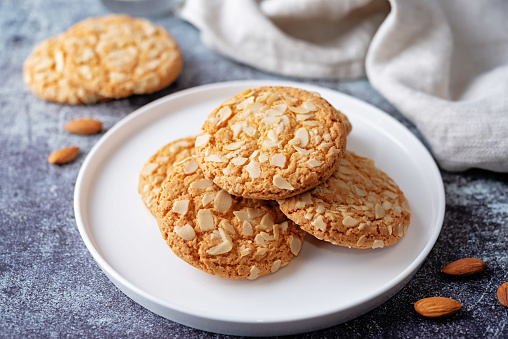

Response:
(23, 15), (182, 105)
(139, 86), (412, 280)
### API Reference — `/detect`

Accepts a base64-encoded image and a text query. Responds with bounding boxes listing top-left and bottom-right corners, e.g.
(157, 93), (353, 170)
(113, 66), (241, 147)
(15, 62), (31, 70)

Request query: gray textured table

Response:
(1, 1), (507, 337)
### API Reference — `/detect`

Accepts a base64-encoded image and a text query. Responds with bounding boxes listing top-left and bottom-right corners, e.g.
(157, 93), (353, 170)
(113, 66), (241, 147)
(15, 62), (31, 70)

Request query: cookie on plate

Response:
(195, 86), (349, 200)
(62, 14), (183, 98)
(155, 157), (306, 280)
(138, 137), (196, 215)
(23, 35), (107, 105)
(278, 151), (412, 249)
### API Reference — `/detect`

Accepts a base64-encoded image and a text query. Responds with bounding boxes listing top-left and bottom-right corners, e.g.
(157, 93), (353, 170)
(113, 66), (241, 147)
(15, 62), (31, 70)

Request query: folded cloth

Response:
(179, 0), (508, 172)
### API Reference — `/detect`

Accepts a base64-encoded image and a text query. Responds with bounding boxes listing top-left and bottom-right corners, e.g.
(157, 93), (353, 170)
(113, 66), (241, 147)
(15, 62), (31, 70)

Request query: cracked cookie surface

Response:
(195, 86), (349, 200)
(278, 151), (411, 249)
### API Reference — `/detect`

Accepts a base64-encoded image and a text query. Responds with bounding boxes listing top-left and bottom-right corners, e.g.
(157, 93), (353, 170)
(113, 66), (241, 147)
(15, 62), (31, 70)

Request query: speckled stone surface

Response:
(1, 0), (507, 337)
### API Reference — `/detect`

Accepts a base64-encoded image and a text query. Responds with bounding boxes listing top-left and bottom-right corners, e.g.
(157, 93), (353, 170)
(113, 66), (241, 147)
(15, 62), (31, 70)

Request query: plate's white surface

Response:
(74, 80), (445, 336)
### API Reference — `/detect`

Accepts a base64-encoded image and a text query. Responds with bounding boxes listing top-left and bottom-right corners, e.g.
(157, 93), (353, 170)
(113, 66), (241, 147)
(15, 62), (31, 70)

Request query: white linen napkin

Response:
(179, 0), (508, 172)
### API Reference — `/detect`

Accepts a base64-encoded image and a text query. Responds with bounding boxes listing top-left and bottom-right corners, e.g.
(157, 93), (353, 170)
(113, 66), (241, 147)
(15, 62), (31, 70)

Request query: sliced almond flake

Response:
(250, 150), (259, 159)
(293, 146), (310, 155)
(174, 224), (195, 241)
(301, 192), (313, 205)
(375, 203), (385, 219)
(353, 185), (367, 197)
(303, 121), (319, 126)
(273, 174), (294, 190)
(245, 160), (261, 178)
(279, 221), (289, 232)
(358, 223), (367, 231)
(330, 147), (341, 154)
(290, 237), (302, 256)
(312, 215), (327, 231)
(220, 220), (236, 234)
(382, 201), (392, 210)
(245, 102), (264, 113)
(393, 205), (402, 216)
(242, 220), (253, 236)
(302, 101), (318, 111)
(255, 234), (267, 247)
(271, 153), (286, 168)
(260, 232), (274, 241)
(260, 213), (274, 229)
(273, 224), (280, 240)
(247, 266), (260, 280)
(402, 200), (412, 213)
(296, 113), (314, 121)
(256, 248), (268, 256)
(240, 246), (251, 257)
(397, 223), (404, 237)
(207, 240), (233, 255)
(307, 159), (322, 167)
(141, 162), (158, 176)
(263, 140), (278, 148)
(202, 194), (215, 206)
(314, 135), (322, 144)
(224, 141), (245, 151)
(216, 106), (232, 125)
(173, 156), (194, 167)
(372, 240), (384, 249)
(283, 93), (298, 101)
(305, 212), (314, 220)
(266, 108), (283, 117)
(205, 154), (228, 163)
(158, 156), (169, 163)
(197, 209), (215, 231)
(214, 190), (232, 212)
(231, 156), (248, 166)
(261, 116), (282, 125)
(357, 235), (367, 246)
(277, 122), (285, 135)
(272, 103), (287, 112)
(231, 123), (242, 136)
(342, 216), (359, 227)
(383, 190), (398, 199)
(247, 208), (263, 220)
(258, 153), (268, 163)
(339, 166), (354, 175)
(271, 260), (282, 273)
(267, 130), (278, 142)
(266, 92), (279, 104)
(172, 200), (189, 215)
(319, 142), (332, 149)
(236, 96), (254, 109)
(219, 227), (232, 242)
(233, 210), (249, 223)
(222, 168), (231, 175)
(190, 179), (213, 190)
(244, 124), (256, 136)
(288, 106), (310, 114)
(295, 201), (306, 209)
(295, 127), (309, 147)
(280, 115), (290, 126)
(183, 160), (199, 174)
(316, 205), (325, 214)
(323, 134), (331, 141)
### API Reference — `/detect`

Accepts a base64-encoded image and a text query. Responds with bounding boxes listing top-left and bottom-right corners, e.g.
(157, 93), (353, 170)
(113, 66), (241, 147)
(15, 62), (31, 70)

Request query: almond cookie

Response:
(138, 137), (196, 215)
(195, 86), (349, 200)
(62, 15), (183, 98)
(278, 151), (412, 249)
(23, 35), (107, 105)
(155, 158), (306, 280)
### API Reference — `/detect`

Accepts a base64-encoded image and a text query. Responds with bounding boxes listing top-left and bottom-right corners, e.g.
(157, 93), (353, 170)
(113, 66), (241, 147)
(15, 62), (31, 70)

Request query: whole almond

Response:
(414, 297), (462, 318)
(441, 258), (486, 277)
(65, 118), (102, 135)
(497, 282), (508, 307)
(48, 146), (80, 164)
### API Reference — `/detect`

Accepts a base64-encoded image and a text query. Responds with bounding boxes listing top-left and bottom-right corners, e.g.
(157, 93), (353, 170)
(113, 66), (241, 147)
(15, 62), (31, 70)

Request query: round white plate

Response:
(74, 80), (445, 336)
